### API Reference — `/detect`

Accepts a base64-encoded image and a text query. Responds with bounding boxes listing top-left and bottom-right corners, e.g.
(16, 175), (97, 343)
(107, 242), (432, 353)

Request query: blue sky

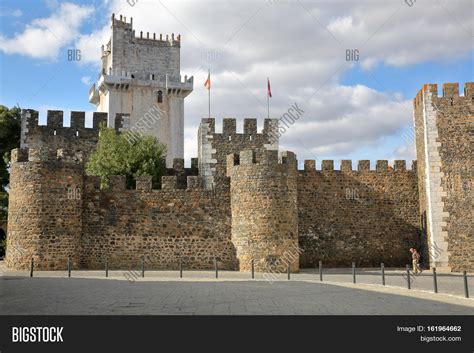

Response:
(0, 0), (472, 166)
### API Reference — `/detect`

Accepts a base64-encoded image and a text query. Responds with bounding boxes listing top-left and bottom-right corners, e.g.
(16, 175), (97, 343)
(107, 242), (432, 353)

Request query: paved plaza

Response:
(1, 265), (473, 315)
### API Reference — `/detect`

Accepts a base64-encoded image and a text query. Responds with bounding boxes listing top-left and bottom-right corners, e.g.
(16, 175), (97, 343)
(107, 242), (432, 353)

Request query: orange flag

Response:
(204, 70), (211, 90)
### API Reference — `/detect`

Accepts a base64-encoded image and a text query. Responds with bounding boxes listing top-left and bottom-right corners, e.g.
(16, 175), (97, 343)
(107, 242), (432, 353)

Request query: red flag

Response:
(204, 71), (211, 90)
(267, 78), (272, 98)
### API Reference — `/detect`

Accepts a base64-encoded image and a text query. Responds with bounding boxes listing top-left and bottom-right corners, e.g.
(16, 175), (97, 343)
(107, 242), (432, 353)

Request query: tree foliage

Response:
(86, 125), (167, 188)
(0, 105), (21, 191)
(0, 105), (21, 256)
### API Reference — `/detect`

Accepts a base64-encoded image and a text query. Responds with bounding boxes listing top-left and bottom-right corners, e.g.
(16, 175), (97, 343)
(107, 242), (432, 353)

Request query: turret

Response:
(413, 82), (474, 272)
(5, 148), (84, 270)
(227, 148), (299, 272)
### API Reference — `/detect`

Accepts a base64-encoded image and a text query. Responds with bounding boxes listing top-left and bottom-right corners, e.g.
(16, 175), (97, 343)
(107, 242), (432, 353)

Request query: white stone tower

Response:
(89, 14), (194, 166)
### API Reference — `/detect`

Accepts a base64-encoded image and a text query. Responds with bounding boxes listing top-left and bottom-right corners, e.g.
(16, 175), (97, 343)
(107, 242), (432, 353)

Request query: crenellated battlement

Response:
(201, 118), (278, 137)
(22, 109), (107, 131)
(8, 69), (472, 272)
(226, 149), (297, 172)
(111, 13), (181, 47)
(11, 147), (84, 164)
(414, 82), (474, 107)
(20, 109), (129, 157)
(84, 174), (207, 192)
(198, 118), (279, 189)
(301, 159), (416, 173)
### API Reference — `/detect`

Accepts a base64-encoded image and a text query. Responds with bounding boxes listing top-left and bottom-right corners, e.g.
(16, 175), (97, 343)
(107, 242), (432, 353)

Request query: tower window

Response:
(157, 90), (163, 103)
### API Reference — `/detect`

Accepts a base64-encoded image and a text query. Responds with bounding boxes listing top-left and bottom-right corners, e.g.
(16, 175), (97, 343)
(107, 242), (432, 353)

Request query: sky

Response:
(0, 0), (472, 168)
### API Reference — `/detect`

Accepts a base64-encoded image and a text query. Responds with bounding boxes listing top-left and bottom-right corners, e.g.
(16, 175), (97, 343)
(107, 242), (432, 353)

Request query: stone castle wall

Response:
(81, 175), (234, 270)
(21, 109), (108, 157)
(198, 118), (278, 189)
(5, 147), (235, 270)
(6, 81), (473, 272)
(413, 82), (474, 271)
(6, 148), (84, 270)
(298, 160), (421, 267)
(227, 149), (299, 272)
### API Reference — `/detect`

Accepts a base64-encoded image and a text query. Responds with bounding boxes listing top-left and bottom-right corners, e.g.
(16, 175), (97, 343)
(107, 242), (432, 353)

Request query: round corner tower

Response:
(5, 147), (84, 270)
(227, 148), (299, 273)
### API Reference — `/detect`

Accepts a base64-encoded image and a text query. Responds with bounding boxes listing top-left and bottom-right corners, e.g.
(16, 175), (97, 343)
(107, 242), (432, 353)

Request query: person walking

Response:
(409, 248), (422, 274)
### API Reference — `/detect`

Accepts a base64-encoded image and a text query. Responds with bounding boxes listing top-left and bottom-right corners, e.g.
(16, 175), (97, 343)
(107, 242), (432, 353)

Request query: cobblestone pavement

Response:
(1, 267), (473, 315)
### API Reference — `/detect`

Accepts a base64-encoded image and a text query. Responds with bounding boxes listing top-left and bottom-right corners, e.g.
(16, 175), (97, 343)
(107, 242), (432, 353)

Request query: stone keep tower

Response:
(413, 82), (474, 271)
(5, 148), (84, 270)
(89, 14), (194, 166)
(227, 149), (299, 272)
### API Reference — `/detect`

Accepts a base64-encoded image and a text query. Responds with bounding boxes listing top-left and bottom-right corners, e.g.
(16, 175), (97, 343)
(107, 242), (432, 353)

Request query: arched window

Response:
(157, 90), (163, 103)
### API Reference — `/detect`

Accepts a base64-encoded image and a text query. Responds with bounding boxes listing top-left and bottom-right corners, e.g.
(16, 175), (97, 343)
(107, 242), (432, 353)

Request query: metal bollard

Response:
(141, 256), (145, 278)
(67, 257), (71, 278)
(352, 262), (356, 284)
(251, 259), (254, 279)
(463, 271), (469, 298)
(432, 267), (437, 293)
(287, 264), (290, 280)
(179, 257), (183, 278)
(105, 259), (108, 278)
(214, 257), (218, 279)
(406, 265), (411, 289)
(381, 263), (385, 286)
(319, 260), (323, 281)
(30, 258), (34, 278)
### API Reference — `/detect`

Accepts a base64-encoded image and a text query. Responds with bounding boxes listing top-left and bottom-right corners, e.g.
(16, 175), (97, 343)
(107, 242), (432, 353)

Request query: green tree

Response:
(0, 105), (21, 257)
(86, 125), (167, 188)
(0, 105), (21, 191)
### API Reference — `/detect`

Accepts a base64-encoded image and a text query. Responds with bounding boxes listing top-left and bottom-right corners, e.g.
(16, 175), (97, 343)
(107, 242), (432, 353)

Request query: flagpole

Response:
(208, 69), (211, 119)
(267, 77), (269, 118)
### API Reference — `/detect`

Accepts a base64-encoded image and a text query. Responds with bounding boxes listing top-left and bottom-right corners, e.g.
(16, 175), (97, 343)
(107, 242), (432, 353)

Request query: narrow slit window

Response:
(157, 90), (163, 103)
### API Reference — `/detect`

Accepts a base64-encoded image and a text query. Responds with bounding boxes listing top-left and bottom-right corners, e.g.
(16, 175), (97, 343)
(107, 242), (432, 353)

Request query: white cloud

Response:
(0, 3), (93, 60)
(0, 8), (23, 17)
(81, 76), (92, 86)
(12, 9), (22, 17)
(6, 0), (472, 161)
(391, 144), (416, 162)
(74, 25), (110, 65)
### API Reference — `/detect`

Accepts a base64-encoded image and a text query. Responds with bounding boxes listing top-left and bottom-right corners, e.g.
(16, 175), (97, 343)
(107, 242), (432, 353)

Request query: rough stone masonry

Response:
(4, 18), (473, 273)
(5, 82), (473, 273)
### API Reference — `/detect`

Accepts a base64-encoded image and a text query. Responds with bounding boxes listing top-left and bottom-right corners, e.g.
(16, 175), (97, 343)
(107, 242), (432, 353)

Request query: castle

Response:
(88, 14), (193, 166)
(4, 16), (473, 273)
